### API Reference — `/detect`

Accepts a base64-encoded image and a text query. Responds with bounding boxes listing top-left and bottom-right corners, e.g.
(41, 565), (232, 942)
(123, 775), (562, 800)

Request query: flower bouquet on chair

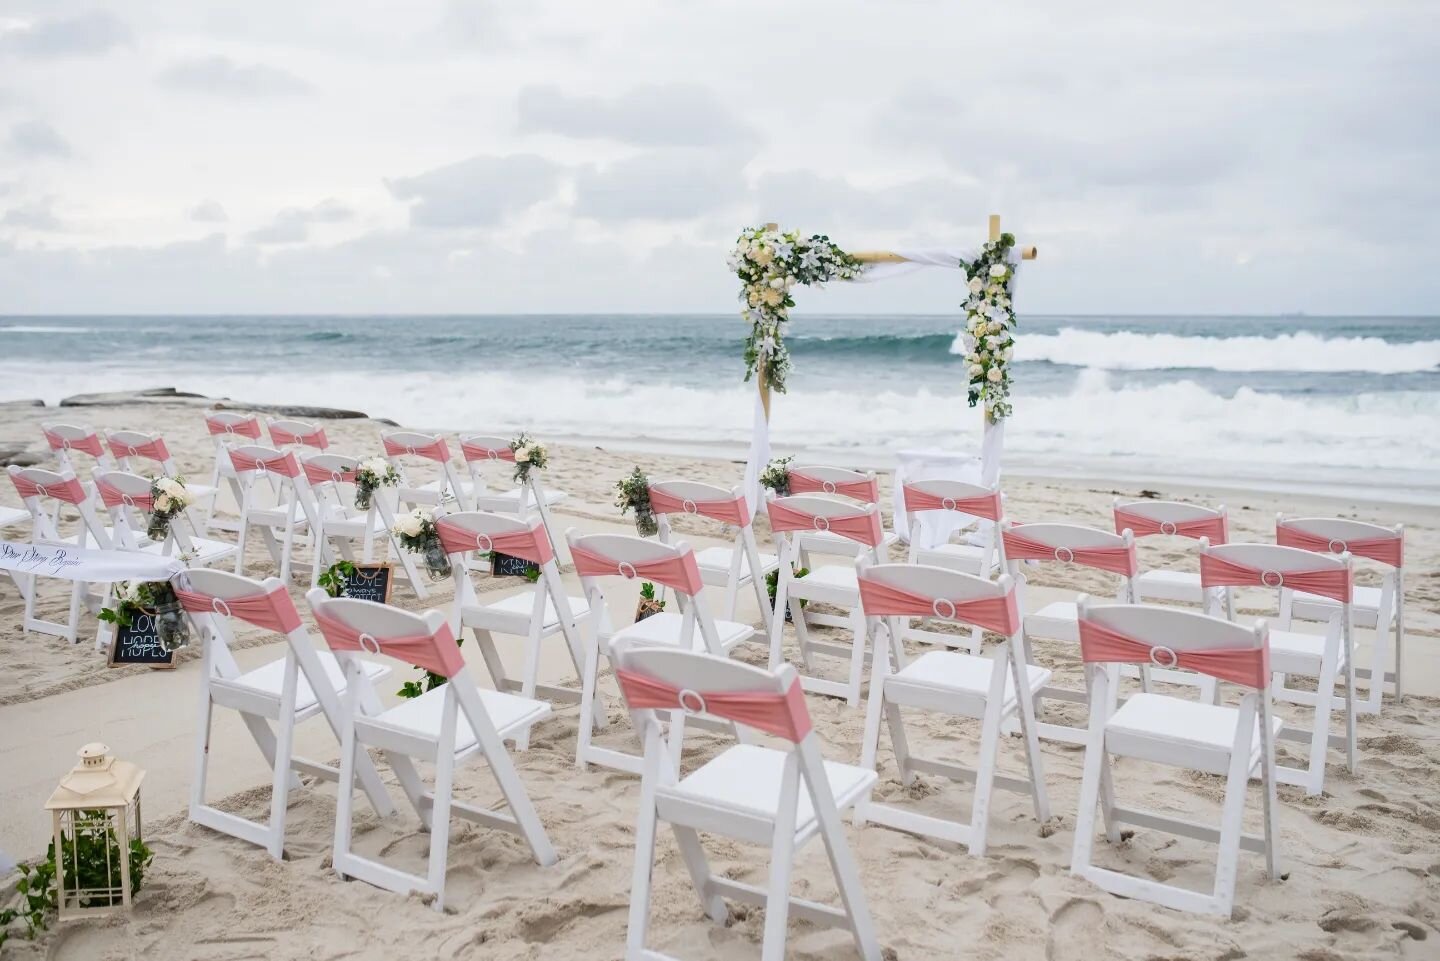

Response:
(354, 456), (399, 511)
(392, 507), (451, 580)
(99, 580), (191, 652)
(759, 456), (794, 497)
(510, 433), (548, 485)
(146, 477), (193, 541)
(615, 466), (657, 537)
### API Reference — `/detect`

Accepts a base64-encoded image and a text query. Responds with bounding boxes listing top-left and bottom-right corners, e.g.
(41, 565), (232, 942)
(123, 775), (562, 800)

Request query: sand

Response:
(1, 400), (1437, 960)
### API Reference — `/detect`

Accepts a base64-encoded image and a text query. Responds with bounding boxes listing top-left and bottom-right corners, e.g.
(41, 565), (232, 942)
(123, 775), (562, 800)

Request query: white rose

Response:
(987, 367), (1003, 383)
(985, 336), (1000, 350)
(769, 277), (786, 290)
(968, 363), (984, 376)
(154, 493), (173, 512)
(987, 320), (1002, 334)
(989, 263), (1008, 278)
(1003, 347), (1014, 361)
(393, 515), (421, 538)
(514, 445), (532, 463)
(968, 277), (984, 293)
(156, 477), (181, 496)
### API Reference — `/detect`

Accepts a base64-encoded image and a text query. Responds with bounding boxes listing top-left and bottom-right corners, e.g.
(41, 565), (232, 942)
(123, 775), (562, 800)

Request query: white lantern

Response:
(43, 743), (146, 920)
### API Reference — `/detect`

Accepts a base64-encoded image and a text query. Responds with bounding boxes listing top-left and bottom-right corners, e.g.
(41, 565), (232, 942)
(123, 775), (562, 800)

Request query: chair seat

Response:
(693, 546), (780, 579)
(798, 529), (898, 555)
(1134, 568), (1204, 602)
(185, 482), (218, 501)
(916, 542), (996, 574)
(319, 505), (390, 536)
(1291, 585), (1385, 621)
(890, 650), (1051, 715)
(225, 653), (389, 714)
(1268, 628), (1345, 673)
(247, 502), (310, 526)
(403, 479), (478, 506)
(1024, 601), (1078, 642)
(470, 487), (569, 509)
(610, 612), (753, 652)
(667, 743), (875, 840)
(795, 564), (859, 593)
(0, 506), (31, 530)
(1106, 692), (1285, 775)
(465, 590), (590, 630)
(369, 683), (550, 750)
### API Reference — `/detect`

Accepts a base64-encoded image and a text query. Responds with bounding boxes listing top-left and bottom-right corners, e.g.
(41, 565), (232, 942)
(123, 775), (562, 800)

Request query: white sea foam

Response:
(951, 327), (1440, 373)
(1, 325), (102, 334)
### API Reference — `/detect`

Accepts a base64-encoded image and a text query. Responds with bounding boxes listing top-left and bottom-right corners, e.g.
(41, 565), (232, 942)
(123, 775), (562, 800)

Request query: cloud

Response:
(573, 150), (747, 222)
(387, 154), (563, 228)
(1, 196), (61, 230)
(189, 199), (228, 223)
(752, 171), (984, 234)
(158, 56), (311, 97)
(246, 198), (352, 245)
(0, 11), (130, 59)
(6, 120), (70, 158)
(518, 84), (758, 148)
(437, 0), (507, 50)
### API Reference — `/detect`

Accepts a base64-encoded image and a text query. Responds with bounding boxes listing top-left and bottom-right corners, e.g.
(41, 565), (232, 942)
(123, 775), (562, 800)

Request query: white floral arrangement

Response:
(391, 506), (451, 579)
(147, 476), (193, 540)
(957, 232), (1020, 421)
(509, 433), (548, 485)
(354, 455), (399, 511)
(729, 225), (864, 394)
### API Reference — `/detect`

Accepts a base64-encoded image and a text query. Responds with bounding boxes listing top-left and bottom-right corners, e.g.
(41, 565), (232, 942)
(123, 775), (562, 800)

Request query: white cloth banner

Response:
(742, 391), (771, 519)
(0, 540), (185, 582)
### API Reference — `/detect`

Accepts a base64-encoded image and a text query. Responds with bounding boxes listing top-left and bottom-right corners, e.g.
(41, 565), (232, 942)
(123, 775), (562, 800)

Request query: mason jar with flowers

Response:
(391, 507), (451, 579)
(353, 456), (399, 511)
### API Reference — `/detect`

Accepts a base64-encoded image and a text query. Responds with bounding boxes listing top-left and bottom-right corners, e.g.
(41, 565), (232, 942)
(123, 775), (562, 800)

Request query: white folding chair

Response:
(1277, 515), (1405, 712)
(203, 410), (265, 533)
(436, 510), (600, 749)
(786, 465), (897, 566)
(1201, 541), (1355, 796)
(266, 417), (331, 453)
(765, 493), (884, 706)
(106, 429), (218, 534)
(1001, 521), (1147, 744)
(1115, 498), (1232, 614)
(457, 433), (569, 514)
(307, 591), (556, 910)
(650, 479), (778, 628)
(7, 467), (111, 642)
(567, 530), (754, 774)
(41, 423), (114, 475)
(229, 445), (319, 584)
(853, 562), (1049, 855)
(1070, 599), (1282, 917)
(179, 570), (393, 859)
(300, 453), (429, 599)
(381, 429), (476, 511)
(900, 479), (1005, 654)
(612, 641), (882, 961)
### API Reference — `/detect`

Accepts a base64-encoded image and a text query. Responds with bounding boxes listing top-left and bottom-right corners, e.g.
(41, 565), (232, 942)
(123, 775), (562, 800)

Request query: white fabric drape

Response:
(742, 391), (771, 518)
(892, 418), (1006, 547)
(0, 540), (185, 582)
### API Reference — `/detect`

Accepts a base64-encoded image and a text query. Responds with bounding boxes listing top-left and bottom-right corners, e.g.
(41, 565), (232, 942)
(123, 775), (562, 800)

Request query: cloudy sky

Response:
(0, 1), (1435, 315)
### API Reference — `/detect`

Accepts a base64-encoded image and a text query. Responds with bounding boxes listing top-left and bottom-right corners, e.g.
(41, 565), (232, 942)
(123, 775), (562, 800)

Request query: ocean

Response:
(2, 314), (1437, 503)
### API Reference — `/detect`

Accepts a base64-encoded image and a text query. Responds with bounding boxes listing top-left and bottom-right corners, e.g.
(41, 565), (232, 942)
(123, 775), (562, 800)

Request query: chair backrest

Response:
(267, 418), (329, 451)
(568, 531), (705, 596)
(1002, 521), (1137, 578)
(381, 429), (453, 464)
(902, 478), (1003, 522)
(1200, 541), (1352, 604)
(106, 430), (175, 468)
(307, 590), (464, 679)
(204, 410), (263, 442)
(787, 465), (879, 504)
(1114, 499), (1227, 543)
(766, 493), (885, 551)
(856, 560), (1020, 637)
(228, 444), (304, 481)
(91, 469), (153, 547)
(457, 433), (513, 465)
(178, 569), (305, 636)
(1076, 596), (1269, 689)
(1276, 515), (1403, 569)
(42, 423), (108, 470)
(300, 452), (359, 509)
(7, 466), (108, 546)
(435, 510), (555, 566)
(649, 479), (751, 528)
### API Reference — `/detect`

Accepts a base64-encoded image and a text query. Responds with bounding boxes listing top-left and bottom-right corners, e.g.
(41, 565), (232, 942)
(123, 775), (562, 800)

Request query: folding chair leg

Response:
(968, 704), (1004, 857)
(761, 764), (801, 961)
(1009, 652), (1050, 823)
(266, 660), (301, 859)
(427, 708), (457, 913)
(883, 699), (914, 788)
(576, 620), (604, 770)
(627, 756), (661, 958)
(1071, 671), (1113, 874)
(845, 608), (867, 707)
(669, 824), (726, 923)
(332, 683), (361, 880)
(1097, 751), (1122, 844)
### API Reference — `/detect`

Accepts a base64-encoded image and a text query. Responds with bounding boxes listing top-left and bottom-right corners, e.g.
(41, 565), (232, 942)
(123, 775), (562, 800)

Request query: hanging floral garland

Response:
(728, 226), (863, 395)
(957, 232), (1019, 421)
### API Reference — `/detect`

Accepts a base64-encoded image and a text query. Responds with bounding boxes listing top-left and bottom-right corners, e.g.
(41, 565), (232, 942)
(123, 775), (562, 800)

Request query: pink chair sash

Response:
(383, 435), (452, 463)
(269, 424), (329, 450)
(858, 576), (1021, 635)
(1114, 507), (1227, 544)
(1079, 618), (1270, 689)
(768, 500), (884, 548)
(788, 469), (879, 503)
(1002, 527), (1138, 577)
(1276, 523), (1402, 568)
(96, 479), (153, 511)
(571, 542), (704, 596)
(902, 485), (1002, 521)
(615, 669), (813, 743)
(313, 608), (465, 678)
(648, 487), (749, 526)
(206, 416), (262, 439)
(9, 473), (88, 505)
(227, 449), (301, 478)
(303, 461), (358, 486)
(1200, 552), (1352, 603)
(44, 429), (104, 458)
(174, 585), (303, 634)
(459, 440), (516, 463)
(107, 436), (172, 463)
(434, 518), (555, 566)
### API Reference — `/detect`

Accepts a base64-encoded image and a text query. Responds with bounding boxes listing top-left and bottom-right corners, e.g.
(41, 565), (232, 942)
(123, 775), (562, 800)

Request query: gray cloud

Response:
(189, 199), (228, 223)
(246, 198), (352, 245)
(0, 11), (131, 59)
(573, 150), (746, 222)
(437, 0), (507, 50)
(1, 196), (61, 230)
(158, 56), (311, 97)
(6, 120), (71, 158)
(518, 84), (758, 148)
(752, 171), (983, 234)
(387, 154), (562, 228)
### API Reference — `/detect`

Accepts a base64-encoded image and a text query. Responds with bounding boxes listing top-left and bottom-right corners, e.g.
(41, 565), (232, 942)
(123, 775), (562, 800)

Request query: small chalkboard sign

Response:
(340, 564), (394, 604)
(107, 612), (178, 669)
(490, 551), (540, 580)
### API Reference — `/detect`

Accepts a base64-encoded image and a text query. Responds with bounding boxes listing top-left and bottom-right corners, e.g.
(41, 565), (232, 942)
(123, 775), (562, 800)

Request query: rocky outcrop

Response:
(56, 388), (370, 420)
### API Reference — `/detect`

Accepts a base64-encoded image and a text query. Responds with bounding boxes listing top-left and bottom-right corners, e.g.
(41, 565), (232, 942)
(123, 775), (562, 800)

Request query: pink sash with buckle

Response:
(383, 436), (451, 463)
(435, 518), (554, 566)
(768, 500), (884, 548)
(1079, 617), (1270, 689)
(1113, 507), (1227, 544)
(648, 487), (749, 526)
(174, 585), (303, 634)
(615, 669), (812, 742)
(1200, 552), (1351, 603)
(10, 473), (87, 505)
(858, 576), (1021, 635)
(902, 485), (1002, 521)
(313, 608), (465, 678)
(1002, 528), (1138, 577)
(788, 470), (878, 503)
(571, 542), (704, 595)
(44, 429), (105, 457)
(1276, 524), (1402, 568)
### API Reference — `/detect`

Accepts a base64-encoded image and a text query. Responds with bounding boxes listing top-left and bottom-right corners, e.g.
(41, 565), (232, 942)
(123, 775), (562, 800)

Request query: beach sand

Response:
(1, 400), (1437, 960)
